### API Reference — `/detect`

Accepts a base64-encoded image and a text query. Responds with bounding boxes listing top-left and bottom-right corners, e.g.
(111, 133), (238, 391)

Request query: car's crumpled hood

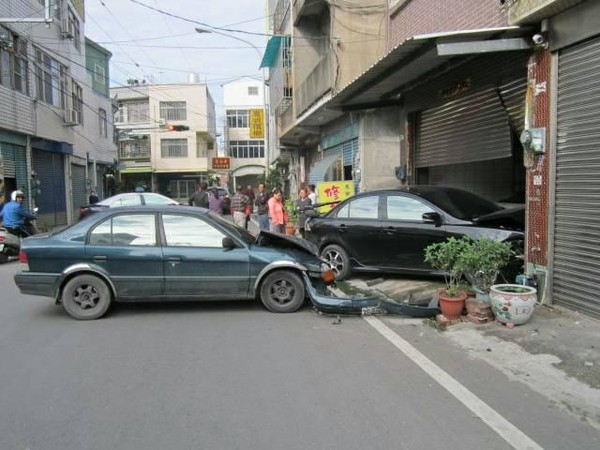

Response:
(255, 231), (319, 256)
(472, 207), (525, 231)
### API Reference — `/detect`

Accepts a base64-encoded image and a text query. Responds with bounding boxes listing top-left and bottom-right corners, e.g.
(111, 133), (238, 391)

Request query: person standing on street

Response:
(208, 188), (225, 215)
(295, 188), (312, 238)
(231, 185), (250, 228)
(268, 188), (286, 234)
(307, 184), (317, 205)
(255, 182), (271, 232)
(188, 182), (209, 208)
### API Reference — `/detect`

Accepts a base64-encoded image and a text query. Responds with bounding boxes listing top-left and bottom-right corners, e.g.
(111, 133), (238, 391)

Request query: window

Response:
(0, 28), (28, 95)
(336, 196), (379, 219)
(34, 48), (66, 108)
(116, 100), (149, 123)
(161, 138), (188, 158)
(387, 196), (434, 221)
(226, 109), (249, 128)
(248, 86), (259, 96)
(89, 214), (156, 246)
(168, 180), (195, 200)
(229, 140), (264, 158)
(162, 215), (226, 247)
(98, 108), (108, 137)
(94, 64), (106, 85)
(72, 80), (83, 124)
(119, 135), (150, 159)
(66, 7), (81, 51)
(159, 101), (187, 121)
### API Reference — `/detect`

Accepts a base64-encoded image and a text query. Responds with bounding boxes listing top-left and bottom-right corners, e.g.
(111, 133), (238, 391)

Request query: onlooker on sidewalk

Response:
(208, 188), (225, 215)
(255, 182), (271, 232)
(295, 188), (312, 238)
(307, 184), (317, 205)
(231, 185), (250, 228)
(189, 182), (209, 208)
(268, 188), (287, 234)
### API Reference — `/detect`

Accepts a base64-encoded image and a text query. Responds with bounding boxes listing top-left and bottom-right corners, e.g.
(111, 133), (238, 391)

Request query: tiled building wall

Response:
(388, 0), (509, 48)
(526, 49), (551, 267)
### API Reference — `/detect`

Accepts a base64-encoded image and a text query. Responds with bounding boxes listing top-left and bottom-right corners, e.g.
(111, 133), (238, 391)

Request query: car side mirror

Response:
(222, 236), (238, 249)
(422, 212), (442, 226)
(305, 209), (317, 218)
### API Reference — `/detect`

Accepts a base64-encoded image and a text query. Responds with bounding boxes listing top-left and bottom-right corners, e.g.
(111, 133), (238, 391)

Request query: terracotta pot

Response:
(438, 290), (467, 320)
(490, 284), (537, 325)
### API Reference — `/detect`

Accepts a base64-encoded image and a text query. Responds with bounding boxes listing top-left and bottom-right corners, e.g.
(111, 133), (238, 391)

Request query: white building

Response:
(222, 77), (267, 190)
(0, 0), (117, 227)
(111, 81), (217, 203)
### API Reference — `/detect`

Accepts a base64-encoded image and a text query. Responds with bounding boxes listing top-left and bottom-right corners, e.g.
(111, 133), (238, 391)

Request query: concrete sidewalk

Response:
(337, 274), (600, 428)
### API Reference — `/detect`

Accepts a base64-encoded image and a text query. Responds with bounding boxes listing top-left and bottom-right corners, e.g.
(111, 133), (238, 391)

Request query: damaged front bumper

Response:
(303, 273), (379, 314)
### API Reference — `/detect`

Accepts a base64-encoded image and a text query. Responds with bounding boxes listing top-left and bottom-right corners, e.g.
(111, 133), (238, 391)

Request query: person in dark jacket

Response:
(188, 182), (209, 208)
(208, 188), (225, 215)
(255, 182), (271, 231)
(295, 188), (312, 238)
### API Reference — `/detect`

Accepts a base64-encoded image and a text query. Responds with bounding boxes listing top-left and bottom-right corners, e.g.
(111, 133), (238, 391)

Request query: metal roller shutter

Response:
(71, 164), (87, 222)
(33, 150), (67, 227)
(416, 87), (512, 168)
(553, 36), (600, 318)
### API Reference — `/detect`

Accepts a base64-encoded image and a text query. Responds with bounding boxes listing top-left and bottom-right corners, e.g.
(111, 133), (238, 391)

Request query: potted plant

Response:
(424, 236), (471, 319)
(460, 238), (513, 300)
(284, 199), (297, 236)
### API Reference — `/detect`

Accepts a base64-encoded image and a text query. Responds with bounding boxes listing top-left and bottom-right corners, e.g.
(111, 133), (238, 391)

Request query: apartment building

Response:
(0, 0), (116, 227)
(222, 77), (267, 191)
(111, 81), (217, 203)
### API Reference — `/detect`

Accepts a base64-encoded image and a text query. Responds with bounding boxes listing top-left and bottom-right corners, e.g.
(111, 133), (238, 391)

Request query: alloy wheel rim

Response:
(270, 279), (295, 305)
(73, 285), (100, 310)
(325, 250), (344, 275)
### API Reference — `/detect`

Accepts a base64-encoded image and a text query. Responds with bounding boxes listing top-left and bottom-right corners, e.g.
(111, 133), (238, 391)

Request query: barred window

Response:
(160, 101), (187, 121)
(94, 64), (106, 85)
(248, 86), (259, 96)
(116, 100), (149, 123)
(0, 28), (29, 95)
(72, 80), (83, 124)
(226, 109), (249, 128)
(35, 47), (66, 108)
(67, 7), (81, 51)
(229, 140), (265, 158)
(119, 135), (151, 159)
(161, 139), (188, 158)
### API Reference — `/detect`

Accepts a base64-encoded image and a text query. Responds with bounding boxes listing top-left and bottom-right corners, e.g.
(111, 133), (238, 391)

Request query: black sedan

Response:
(305, 186), (524, 280)
(78, 192), (179, 220)
(15, 206), (339, 320)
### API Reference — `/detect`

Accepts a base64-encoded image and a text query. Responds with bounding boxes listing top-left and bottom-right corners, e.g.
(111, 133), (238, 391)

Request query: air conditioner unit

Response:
(61, 18), (74, 39)
(63, 109), (80, 126)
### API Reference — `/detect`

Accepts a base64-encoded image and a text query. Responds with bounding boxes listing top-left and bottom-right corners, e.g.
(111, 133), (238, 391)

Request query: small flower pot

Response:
(438, 290), (467, 320)
(490, 284), (537, 326)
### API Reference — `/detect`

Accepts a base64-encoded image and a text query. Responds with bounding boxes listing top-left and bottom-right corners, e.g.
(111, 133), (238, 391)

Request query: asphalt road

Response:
(1, 262), (598, 450)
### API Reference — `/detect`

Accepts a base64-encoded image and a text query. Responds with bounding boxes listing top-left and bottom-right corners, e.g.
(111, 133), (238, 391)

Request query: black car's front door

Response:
(160, 214), (250, 298)
(379, 194), (451, 271)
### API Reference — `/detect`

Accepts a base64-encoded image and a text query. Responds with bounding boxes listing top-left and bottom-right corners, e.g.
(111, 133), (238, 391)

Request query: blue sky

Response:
(84, 0), (269, 128)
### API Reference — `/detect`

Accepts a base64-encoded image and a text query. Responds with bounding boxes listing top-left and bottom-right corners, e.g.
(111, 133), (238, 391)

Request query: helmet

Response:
(11, 190), (25, 201)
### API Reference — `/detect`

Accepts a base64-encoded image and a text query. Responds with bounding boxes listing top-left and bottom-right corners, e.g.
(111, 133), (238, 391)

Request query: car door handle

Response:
(93, 255), (107, 262)
(382, 227), (396, 235)
(337, 224), (347, 233)
(167, 257), (181, 265)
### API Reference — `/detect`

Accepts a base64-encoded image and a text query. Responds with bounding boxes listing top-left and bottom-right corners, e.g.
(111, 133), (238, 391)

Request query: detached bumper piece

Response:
(303, 273), (378, 314)
(377, 298), (439, 318)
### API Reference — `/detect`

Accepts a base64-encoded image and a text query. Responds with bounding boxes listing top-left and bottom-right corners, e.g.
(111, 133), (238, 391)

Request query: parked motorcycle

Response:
(0, 210), (39, 264)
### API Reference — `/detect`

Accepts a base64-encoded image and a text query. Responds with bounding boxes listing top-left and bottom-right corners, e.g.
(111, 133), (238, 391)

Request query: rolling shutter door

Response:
(71, 164), (87, 222)
(33, 150), (67, 226)
(553, 36), (600, 318)
(416, 87), (512, 168)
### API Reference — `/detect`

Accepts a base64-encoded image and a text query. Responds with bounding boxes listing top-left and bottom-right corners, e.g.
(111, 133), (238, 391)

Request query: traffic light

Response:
(167, 124), (190, 131)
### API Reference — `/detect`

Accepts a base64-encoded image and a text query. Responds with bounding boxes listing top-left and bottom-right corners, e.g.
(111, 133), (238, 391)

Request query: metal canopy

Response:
(328, 27), (532, 112)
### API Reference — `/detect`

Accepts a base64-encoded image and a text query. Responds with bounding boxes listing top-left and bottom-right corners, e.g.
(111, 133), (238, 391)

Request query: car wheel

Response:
(321, 244), (351, 280)
(62, 274), (112, 320)
(259, 270), (305, 313)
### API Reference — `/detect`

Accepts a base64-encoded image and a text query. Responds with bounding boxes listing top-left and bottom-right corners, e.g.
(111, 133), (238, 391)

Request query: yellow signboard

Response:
(316, 181), (355, 214)
(249, 109), (265, 139)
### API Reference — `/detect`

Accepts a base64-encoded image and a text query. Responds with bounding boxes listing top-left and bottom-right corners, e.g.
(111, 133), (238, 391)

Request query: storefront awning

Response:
(329, 27), (532, 111)
(119, 167), (152, 174)
(259, 35), (285, 69)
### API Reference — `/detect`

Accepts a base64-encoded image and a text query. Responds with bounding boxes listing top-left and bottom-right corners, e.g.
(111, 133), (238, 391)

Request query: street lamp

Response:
(195, 27), (271, 179)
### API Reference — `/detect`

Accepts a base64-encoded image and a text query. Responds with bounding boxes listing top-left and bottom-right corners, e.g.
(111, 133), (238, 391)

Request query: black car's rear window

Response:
(418, 188), (502, 220)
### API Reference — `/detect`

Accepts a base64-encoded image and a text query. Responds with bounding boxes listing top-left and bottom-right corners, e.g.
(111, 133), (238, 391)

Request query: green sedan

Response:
(14, 206), (338, 320)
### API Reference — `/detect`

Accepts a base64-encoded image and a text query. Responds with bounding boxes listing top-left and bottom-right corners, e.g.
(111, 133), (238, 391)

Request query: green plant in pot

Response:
(460, 238), (513, 300)
(283, 199), (297, 235)
(424, 236), (471, 319)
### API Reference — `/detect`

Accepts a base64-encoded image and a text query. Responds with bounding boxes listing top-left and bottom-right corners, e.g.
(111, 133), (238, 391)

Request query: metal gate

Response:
(552, 36), (600, 318)
(71, 164), (87, 223)
(33, 150), (67, 227)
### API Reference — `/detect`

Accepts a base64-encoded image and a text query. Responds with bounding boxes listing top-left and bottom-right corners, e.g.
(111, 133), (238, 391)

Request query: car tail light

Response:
(19, 251), (29, 270)
(321, 269), (336, 284)
(0, 235), (4, 242)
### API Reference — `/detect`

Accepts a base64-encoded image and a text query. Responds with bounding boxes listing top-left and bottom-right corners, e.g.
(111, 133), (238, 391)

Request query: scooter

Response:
(0, 211), (39, 264)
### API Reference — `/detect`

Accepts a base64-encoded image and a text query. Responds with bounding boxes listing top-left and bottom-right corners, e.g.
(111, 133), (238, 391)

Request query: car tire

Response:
(259, 270), (305, 313)
(62, 274), (112, 320)
(321, 244), (351, 280)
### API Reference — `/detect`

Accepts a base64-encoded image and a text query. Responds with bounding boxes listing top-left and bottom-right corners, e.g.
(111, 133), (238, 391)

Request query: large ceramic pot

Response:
(438, 290), (467, 320)
(490, 284), (537, 325)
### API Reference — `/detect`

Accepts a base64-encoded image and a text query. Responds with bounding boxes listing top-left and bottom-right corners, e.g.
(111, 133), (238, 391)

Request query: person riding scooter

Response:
(0, 190), (36, 238)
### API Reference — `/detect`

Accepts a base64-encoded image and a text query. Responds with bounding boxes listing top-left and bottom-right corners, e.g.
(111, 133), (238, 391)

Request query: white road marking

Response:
(363, 316), (543, 450)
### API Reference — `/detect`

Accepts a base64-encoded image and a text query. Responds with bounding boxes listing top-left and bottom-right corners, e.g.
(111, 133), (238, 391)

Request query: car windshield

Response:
(208, 211), (255, 244)
(419, 188), (503, 220)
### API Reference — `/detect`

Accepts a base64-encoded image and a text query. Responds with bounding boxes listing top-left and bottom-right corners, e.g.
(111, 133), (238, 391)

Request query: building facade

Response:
(111, 81), (217, 203)
(1, 0), (117, 228)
